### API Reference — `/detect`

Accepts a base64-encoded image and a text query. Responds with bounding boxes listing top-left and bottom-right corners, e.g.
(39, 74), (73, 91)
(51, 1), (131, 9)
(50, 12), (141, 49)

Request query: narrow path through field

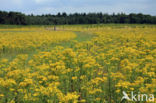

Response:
(55, 31), (95, 48)
(74, 31), (95, 42)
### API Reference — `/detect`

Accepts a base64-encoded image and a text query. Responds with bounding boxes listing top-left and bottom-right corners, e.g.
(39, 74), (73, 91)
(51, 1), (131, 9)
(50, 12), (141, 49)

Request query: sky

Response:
(0, 0), (156, 15)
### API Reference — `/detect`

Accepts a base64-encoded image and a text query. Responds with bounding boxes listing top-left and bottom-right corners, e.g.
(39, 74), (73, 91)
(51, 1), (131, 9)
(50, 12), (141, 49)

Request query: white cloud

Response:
(12, 0), (22, 4)
(35, 0), (44, 3)
(0, 0), (155, 15)
(34, 0), (53, 4)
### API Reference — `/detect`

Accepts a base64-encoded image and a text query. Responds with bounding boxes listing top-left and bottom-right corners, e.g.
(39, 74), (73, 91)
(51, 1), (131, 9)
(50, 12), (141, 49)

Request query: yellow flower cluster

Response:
(0, 28), (76, 54)
(0, 25), (155, 102)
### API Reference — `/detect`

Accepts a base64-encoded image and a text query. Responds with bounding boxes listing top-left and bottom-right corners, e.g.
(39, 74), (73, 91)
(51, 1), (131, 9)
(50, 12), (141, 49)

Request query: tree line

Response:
(0, 11), (156, 25)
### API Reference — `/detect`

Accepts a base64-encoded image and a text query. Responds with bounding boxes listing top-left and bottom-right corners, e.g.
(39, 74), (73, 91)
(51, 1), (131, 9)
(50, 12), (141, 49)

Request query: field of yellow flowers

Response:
(0, 25), (155, 103)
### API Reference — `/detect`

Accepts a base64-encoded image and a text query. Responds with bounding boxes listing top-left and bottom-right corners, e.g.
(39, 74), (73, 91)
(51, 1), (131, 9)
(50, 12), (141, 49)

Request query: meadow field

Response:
(0, 24), (155, 103)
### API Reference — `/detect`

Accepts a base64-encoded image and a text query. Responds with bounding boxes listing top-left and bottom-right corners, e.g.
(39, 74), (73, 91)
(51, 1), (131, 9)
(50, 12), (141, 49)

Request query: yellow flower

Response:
(0, 94), (4, 97)
(95, 98), (101, 101)
(72, 76), (77, 80)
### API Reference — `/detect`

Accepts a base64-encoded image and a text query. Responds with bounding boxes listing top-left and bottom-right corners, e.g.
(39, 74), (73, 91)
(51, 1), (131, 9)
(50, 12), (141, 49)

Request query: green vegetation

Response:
(0, 11), (156, 25)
